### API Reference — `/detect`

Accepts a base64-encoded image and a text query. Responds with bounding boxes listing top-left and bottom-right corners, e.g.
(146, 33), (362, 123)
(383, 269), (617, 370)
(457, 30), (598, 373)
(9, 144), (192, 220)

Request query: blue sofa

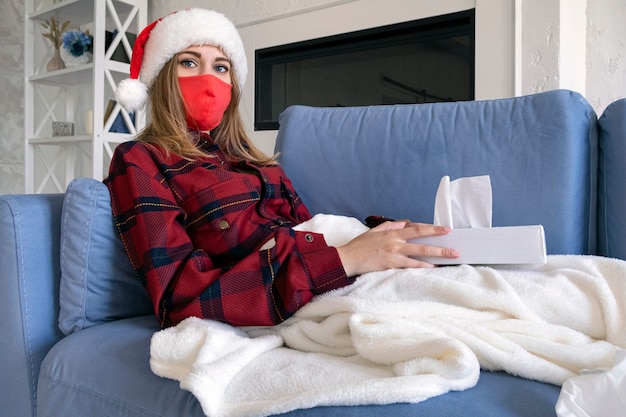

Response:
(3, 90), (626, 417)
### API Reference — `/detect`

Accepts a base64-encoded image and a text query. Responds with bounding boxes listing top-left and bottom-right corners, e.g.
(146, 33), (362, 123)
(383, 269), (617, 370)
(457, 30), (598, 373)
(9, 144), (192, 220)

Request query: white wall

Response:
(518, 0), (587, 95)
(2, 0), (625, 193)
(586, 0), (626, 111)
(517, 0), (626, 111)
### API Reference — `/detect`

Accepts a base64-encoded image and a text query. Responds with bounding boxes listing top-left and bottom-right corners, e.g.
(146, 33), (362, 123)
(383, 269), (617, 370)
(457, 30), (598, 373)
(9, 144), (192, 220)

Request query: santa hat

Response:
(115, 8), (247, 112)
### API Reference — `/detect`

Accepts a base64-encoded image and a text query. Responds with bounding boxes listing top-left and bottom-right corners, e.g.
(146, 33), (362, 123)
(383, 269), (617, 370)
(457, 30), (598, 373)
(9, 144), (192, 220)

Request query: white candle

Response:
(86, 110), (93, 135)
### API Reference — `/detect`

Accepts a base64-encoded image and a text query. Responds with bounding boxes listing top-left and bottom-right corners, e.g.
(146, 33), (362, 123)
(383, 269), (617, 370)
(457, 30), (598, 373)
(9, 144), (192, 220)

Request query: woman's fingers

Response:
(406, 241), (460, 260)
(336, 222), (460, 277)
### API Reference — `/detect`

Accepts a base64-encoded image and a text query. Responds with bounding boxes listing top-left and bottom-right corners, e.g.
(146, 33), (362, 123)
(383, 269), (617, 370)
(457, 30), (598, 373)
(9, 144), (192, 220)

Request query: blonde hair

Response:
(136, 53), (277, 165)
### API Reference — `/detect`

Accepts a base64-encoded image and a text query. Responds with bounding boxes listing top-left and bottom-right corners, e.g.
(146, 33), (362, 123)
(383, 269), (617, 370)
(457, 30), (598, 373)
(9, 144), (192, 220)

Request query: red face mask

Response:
(178, 74), (232, 131)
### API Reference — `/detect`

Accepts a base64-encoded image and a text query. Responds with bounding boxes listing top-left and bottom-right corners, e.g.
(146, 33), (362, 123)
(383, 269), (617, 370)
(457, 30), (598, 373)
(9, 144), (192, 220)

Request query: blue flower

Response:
(62, 30), (92, 57)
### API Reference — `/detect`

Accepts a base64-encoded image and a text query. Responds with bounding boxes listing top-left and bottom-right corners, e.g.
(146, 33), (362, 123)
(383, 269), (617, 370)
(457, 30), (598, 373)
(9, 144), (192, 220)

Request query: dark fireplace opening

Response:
(254, 9), (475, 130)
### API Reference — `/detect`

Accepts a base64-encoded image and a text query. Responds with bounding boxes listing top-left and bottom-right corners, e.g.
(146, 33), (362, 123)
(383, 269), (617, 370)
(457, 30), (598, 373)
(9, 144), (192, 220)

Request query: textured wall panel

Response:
(0, 0), (25, 194)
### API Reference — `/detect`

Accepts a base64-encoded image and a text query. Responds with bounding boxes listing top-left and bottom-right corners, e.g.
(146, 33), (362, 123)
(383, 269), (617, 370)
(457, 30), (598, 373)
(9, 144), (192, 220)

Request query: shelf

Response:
(28, 0), (137, 24)
(29, 60), (130, 86)
(28, 132), (133, 145)
(28, 0), (92, 23)
(29, 64), (93, 85)
(25, 0), (147, 193)
(28, 135), (92, 145)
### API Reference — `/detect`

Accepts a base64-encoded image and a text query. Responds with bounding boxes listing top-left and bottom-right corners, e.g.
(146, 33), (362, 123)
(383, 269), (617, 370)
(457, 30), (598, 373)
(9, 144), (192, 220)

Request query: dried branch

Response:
(41, 17), (71, 49)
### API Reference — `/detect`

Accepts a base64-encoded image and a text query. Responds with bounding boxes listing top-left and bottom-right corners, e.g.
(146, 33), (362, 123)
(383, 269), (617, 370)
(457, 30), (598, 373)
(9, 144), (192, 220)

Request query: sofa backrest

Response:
(275, 89), (599, 255)
(598, 98), (626, 260)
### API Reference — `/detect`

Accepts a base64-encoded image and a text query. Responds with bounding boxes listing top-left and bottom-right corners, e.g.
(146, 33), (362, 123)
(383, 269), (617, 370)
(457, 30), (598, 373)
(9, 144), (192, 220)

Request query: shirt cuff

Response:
(294, 231), (354, 294)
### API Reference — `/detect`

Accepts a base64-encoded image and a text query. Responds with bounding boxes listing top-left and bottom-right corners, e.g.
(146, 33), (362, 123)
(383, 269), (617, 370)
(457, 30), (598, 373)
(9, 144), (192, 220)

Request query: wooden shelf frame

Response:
(24, 0), (147, 193)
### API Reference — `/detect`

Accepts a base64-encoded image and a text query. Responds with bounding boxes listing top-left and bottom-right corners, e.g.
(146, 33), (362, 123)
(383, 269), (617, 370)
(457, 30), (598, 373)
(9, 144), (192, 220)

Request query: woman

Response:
(106, 8), (459, 328)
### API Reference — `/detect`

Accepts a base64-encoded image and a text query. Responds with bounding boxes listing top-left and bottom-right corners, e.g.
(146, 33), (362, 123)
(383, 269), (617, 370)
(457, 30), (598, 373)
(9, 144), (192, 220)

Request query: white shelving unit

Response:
(24, 0), (147, 193)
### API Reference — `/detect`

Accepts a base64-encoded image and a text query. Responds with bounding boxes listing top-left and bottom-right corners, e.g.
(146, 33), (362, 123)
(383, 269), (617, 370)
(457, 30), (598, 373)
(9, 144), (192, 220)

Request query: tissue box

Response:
(410, 225), (547, 265)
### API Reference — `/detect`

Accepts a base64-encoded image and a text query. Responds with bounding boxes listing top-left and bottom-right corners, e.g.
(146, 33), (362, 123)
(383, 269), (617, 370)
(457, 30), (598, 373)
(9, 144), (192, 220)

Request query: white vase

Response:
(60, 49), (91, 67)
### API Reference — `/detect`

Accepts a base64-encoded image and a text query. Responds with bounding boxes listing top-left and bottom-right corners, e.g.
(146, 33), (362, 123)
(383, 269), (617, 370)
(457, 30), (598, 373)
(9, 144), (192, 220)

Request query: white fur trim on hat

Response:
(115, 8), (247, 112)
(115, 78), (149, 113)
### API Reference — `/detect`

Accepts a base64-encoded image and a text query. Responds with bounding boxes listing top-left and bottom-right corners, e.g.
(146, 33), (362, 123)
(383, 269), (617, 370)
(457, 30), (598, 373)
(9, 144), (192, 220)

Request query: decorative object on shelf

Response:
(46, 48), (66, 72)
(85, 110), (93, 135)
(52, 121), (75, 137)
(41, 17), (70, 72)
(105, 30), (137, 63)
(104, 100), (135, 134)
(61, 28), (93, 66)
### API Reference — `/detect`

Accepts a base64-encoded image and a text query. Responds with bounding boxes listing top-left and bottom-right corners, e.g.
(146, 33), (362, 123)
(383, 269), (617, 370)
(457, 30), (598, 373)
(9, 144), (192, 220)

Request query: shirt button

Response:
(304, 233), (314, 242)
(219, 220), (229, 230)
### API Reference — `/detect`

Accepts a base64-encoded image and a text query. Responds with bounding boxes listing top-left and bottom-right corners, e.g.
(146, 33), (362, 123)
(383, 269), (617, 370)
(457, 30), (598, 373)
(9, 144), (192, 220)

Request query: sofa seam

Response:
(79, 182), (99, 326)
(8, 197), (39, 416)
(60, 184), (89, 331)
(597, 119), (610, 257)
(587, 105), (600, 256)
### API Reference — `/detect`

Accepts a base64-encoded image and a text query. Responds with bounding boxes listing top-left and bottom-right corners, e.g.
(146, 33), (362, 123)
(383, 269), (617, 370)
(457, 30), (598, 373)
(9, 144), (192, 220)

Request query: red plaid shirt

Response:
(105, 138), (352, 327)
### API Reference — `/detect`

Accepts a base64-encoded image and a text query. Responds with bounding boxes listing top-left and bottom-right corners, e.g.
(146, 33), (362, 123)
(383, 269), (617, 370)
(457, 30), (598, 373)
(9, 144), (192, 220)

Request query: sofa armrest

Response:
(0, 193), (65, 417)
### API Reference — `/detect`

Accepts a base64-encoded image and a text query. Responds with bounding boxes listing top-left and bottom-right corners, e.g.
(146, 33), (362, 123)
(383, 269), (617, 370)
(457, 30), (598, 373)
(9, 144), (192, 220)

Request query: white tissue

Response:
(556, 350), (626, 417)
(433, 175), (492, 228)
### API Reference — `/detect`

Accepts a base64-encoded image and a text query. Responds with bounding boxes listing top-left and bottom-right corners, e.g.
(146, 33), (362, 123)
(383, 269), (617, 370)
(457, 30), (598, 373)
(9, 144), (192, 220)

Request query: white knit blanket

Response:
(150, 218), (626, 417)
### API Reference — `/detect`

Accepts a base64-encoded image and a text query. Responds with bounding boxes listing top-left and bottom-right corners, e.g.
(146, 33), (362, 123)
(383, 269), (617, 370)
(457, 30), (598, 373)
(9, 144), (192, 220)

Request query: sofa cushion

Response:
(58, 177), (153, 335)
(38, 316), (560, 417)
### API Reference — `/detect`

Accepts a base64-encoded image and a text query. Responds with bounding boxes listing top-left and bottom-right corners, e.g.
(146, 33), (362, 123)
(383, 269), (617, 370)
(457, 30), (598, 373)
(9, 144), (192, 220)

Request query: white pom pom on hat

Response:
(115, 8), (247, 113)
(115, 79), (148, 113)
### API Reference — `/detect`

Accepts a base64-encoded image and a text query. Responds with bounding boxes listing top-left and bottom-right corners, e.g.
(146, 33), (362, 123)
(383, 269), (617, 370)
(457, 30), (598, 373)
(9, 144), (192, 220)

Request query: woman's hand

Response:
(335, 221), (460, 277)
